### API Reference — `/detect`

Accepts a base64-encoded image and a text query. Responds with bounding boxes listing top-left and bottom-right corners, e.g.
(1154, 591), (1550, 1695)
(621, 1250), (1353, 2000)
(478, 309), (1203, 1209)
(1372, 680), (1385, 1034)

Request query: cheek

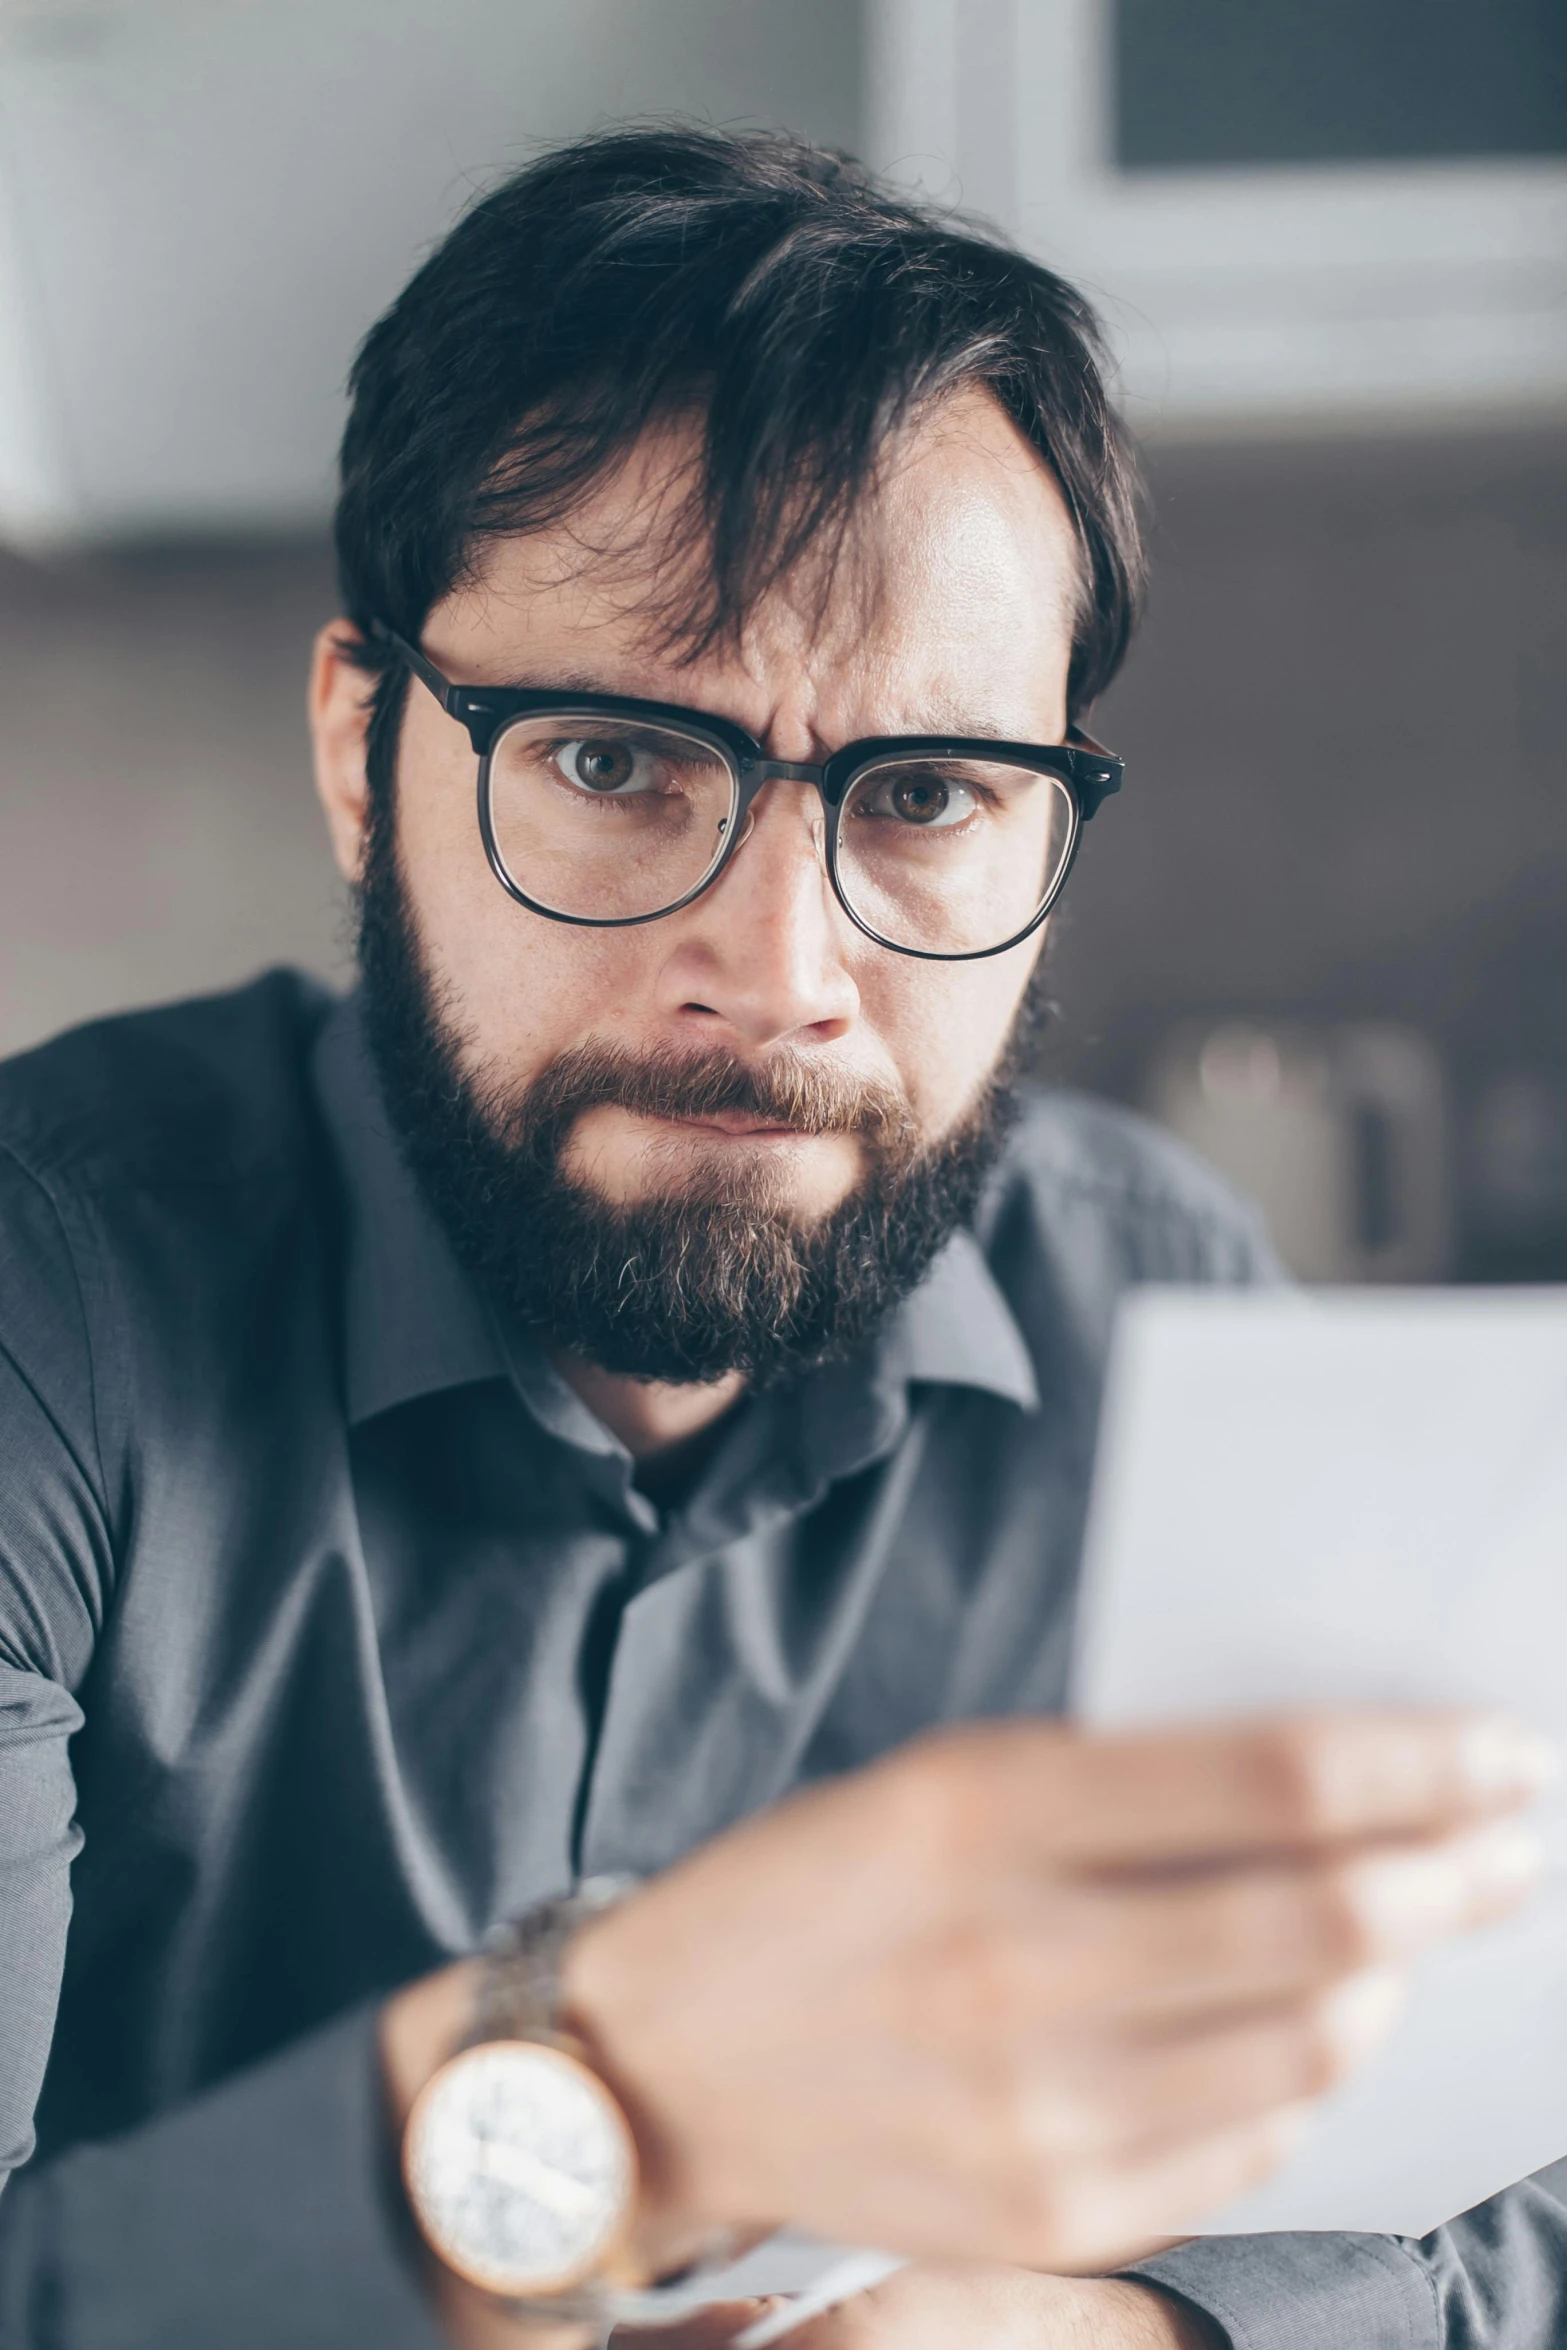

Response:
(860, 940), (1040, 1134)
(392, 724), (669, 1083)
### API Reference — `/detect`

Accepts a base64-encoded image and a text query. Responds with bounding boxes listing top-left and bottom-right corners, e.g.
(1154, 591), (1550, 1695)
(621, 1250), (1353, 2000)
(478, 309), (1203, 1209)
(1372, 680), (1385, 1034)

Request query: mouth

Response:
(559, 1098), (875, 1216)
(633, 1107), (820, 1144)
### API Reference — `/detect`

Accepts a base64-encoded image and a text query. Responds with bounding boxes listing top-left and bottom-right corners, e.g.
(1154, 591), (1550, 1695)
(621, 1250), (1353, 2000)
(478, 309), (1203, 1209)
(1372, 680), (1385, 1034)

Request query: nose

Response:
(652, 779), (859, 1051)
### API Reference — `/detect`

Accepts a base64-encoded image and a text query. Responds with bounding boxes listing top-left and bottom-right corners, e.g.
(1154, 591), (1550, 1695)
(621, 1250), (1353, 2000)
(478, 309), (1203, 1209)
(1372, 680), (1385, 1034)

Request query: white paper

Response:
(638, 2232), (904, 2340)
(1073, 1285), (1567, 2238)
(731, 2246), (907, 2345)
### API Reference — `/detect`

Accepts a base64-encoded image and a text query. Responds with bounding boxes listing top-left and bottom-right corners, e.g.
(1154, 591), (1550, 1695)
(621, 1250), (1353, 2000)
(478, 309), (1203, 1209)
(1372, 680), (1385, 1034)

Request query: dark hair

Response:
(334, 123), (1144, 791)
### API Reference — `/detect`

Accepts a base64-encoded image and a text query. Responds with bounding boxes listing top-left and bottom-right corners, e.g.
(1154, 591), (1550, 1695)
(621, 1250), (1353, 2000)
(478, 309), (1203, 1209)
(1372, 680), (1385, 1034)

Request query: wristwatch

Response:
(403, 1878), (748, 2335)
(402, 1876), (645, 2329)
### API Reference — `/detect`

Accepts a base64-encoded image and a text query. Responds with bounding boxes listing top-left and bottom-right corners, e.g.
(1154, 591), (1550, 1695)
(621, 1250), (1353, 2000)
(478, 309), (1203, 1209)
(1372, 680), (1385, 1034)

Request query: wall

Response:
(1043, 425), (1567, 1276)
(0, 540), (345, 1054)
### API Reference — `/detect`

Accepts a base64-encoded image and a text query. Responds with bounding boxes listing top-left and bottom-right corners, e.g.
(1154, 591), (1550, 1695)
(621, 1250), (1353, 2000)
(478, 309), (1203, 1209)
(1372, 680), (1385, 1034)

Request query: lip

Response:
(633, 1109), (814, 1142)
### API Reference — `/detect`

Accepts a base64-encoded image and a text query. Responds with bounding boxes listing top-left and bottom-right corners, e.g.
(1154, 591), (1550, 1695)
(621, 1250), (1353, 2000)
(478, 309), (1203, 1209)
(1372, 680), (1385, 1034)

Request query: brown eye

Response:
(891, 772), (950, 824)
(571, 739), (635, 791)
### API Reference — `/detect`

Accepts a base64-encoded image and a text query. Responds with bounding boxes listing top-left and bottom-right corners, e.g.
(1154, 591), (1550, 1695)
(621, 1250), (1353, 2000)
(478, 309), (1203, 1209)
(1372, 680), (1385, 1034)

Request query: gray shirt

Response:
(0, 969), (1561, 2350)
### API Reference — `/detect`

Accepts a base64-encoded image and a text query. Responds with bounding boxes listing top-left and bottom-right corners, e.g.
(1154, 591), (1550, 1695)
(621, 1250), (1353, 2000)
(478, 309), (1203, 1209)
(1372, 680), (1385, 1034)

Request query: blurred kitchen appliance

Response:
(1144, 1021), (1453, 1282)
(1464, 1069), (1567, 1280)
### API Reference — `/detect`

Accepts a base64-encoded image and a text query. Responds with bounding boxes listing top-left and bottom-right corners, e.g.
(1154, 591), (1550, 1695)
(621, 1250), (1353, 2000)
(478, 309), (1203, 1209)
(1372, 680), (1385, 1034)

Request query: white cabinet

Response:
(864, 0), (1567, 434)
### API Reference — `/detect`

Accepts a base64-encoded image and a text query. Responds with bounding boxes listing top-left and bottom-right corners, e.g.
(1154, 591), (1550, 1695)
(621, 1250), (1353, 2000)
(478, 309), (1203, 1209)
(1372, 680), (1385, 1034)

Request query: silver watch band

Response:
(466, 1873), (637, 2052)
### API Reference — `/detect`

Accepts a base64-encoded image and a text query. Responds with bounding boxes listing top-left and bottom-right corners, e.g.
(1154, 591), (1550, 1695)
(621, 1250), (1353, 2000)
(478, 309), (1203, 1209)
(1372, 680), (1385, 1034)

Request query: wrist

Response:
(1093, 2280), (1229, 2349)
(380, 1958), (480, 2134)
(383, 1964), (599, 2350)
(561, 1903), (745, 2275)
(381, 1921), (742, 2342)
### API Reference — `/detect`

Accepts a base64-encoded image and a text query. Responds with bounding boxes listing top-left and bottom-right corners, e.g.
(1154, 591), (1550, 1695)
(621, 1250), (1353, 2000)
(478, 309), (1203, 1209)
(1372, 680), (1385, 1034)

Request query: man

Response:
(0, 126), (1560, 2350)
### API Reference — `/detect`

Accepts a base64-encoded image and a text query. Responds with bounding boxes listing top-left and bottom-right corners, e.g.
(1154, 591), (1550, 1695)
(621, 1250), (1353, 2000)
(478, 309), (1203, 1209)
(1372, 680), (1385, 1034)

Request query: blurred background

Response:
(0, 0), (1562, 1282)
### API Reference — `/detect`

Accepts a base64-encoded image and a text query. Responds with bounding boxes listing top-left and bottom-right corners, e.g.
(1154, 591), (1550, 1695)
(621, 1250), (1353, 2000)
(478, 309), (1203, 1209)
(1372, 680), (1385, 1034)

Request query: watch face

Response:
(403, 2041), (636, 2298)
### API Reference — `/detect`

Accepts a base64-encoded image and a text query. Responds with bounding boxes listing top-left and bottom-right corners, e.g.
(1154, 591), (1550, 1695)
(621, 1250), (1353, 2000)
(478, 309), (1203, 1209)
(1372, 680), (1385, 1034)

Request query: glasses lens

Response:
(485, 714), (739, 920)
(833, 756), (1078, 955)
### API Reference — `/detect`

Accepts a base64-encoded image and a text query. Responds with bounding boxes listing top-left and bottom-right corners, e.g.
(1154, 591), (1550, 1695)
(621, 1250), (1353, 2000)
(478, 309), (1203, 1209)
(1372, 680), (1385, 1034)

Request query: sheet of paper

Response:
(1073, 1285), (1567, 2238)
(636, 2231), (905, 2340)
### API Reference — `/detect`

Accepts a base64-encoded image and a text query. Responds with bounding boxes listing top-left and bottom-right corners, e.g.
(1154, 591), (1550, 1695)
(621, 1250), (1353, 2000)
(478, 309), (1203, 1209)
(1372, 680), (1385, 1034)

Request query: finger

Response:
(1042, 1818), (1543, 2017)
(942, 1710), (1557, 1871)
(766, 2305), (857, 2350)
(1032, 1970), (1408, 2157)
(613, 2299), (781, 2347)
(1056, 1712), (1556, 1867)
(778, 2263), (1079, 2349)
(1025, 2104), (1316, 2275)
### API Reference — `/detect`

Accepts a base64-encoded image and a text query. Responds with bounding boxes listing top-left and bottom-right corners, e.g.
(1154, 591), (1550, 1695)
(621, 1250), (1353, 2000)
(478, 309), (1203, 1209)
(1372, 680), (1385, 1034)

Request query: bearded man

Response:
(0, 127), (1560, 2350)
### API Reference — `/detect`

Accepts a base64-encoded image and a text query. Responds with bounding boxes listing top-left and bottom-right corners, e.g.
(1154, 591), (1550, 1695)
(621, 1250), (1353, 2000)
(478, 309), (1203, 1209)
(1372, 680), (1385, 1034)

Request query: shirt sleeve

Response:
(0, 1145), (444, 2348)
(0, 1144), (106, 2189)
(0, 2003), (447, 2350)
(1125, 2158), (1567, 2349)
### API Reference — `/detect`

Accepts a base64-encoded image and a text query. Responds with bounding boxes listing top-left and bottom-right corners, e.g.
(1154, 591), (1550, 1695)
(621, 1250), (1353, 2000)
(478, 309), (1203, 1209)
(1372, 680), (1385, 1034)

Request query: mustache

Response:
(479, 1041), (920, 1156)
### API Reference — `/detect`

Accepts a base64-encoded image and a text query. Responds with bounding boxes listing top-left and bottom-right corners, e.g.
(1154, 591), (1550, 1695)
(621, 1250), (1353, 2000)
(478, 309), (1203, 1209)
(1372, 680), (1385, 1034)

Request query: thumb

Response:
(613, 2296), (792, 2347)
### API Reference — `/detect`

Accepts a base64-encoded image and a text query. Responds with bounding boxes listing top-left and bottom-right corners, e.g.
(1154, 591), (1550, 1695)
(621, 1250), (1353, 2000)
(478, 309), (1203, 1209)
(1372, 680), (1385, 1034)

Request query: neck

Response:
(553, 1352), (748, 1460)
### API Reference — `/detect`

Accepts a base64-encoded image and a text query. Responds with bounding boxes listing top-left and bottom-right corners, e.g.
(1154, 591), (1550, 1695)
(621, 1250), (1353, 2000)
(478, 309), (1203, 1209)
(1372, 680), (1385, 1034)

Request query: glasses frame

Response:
(374, 627), (1124, 963)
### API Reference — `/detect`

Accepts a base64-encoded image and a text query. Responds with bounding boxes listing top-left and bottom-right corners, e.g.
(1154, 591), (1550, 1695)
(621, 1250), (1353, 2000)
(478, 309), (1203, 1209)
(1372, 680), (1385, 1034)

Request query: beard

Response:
(355, 820), (1029, 1389)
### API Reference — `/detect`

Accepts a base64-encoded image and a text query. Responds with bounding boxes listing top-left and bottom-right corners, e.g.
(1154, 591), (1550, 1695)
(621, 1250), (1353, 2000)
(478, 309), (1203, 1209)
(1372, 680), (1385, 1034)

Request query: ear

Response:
(309, 622), (380, 884)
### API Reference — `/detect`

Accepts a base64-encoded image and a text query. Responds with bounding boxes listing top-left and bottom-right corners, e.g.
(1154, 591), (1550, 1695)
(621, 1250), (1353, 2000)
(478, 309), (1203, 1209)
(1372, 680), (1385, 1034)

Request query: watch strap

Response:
(451, 1874), (748, 2338)
(466, 1873), (636, 2051)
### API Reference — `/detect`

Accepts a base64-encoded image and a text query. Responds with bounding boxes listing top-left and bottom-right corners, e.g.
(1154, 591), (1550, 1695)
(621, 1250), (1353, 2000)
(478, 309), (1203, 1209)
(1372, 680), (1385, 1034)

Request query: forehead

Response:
(431, 389), (1081, 738)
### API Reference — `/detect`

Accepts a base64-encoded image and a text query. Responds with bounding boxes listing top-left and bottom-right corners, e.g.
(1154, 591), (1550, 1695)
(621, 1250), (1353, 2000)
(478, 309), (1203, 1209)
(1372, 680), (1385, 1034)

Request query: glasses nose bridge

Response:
(725, 755), (830, 868)
(747, 752), (841, 808)
(743, 753), (825, 789)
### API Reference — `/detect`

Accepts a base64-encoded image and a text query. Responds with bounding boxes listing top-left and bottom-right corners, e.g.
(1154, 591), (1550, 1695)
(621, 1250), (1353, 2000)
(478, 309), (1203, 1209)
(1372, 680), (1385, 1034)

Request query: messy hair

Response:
(333, 123), (1145, 796)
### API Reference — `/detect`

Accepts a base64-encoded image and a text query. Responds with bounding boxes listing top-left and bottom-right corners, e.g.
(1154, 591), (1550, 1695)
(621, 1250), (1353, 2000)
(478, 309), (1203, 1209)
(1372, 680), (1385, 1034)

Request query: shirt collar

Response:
(313, 994), (507, 1426)
(880, 1224), (1039, 1410)
(313, 990), (1039, 1433)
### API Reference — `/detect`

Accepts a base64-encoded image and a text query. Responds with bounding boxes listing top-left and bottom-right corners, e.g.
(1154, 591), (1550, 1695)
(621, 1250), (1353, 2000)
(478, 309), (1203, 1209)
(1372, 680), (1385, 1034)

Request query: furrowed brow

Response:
(492, 669), (644, 697)
(490, 672), (1038, 745)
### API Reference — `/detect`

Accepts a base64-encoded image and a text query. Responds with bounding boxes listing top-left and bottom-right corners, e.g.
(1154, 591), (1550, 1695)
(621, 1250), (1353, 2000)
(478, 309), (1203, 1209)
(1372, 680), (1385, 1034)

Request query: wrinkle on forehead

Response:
(848, 390), (1085, 640)
(443, 388), (1082, 745)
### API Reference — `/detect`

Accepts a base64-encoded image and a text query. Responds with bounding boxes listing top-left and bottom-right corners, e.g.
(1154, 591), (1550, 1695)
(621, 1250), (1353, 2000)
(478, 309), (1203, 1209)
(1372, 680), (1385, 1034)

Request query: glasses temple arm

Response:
(369, 623), (459, 713)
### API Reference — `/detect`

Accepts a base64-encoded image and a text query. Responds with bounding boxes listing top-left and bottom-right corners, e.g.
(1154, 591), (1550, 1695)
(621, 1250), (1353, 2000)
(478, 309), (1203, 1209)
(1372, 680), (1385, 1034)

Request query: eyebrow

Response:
(495, 668), (650, 699)
(489, 670), (1029, 744)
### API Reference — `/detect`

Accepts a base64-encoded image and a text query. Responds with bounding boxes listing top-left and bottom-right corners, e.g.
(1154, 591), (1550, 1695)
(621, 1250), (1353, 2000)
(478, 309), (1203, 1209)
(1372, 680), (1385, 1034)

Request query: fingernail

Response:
(1458, 1719), (1561, 1798)
(1463, 1820), (1546, 1900)
(1318, 1967), (1407, 2061)
(1262, 2101), (1315, 2160)
(1362, 1825), (1543, 1945)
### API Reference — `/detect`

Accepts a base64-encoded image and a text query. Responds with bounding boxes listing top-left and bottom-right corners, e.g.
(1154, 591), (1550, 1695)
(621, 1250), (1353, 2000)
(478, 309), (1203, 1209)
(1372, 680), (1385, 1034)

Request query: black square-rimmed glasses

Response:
(375, 627), (1123, 963)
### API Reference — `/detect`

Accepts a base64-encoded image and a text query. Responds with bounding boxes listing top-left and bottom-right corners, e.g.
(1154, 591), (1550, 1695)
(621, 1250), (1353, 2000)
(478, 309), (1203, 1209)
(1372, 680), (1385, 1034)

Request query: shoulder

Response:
(0, 967), (343, 1464)
(975, 1090), (1282, 1361)
(0, 968), (338, 1195)
(0, 973), (345, 1667)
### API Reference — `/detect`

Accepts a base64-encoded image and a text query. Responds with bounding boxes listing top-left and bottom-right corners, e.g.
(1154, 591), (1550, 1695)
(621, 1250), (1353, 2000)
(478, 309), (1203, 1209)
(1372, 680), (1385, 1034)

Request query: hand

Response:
(615, 2267), (1222, 2350)
(564, 1709), (1550, 2273)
